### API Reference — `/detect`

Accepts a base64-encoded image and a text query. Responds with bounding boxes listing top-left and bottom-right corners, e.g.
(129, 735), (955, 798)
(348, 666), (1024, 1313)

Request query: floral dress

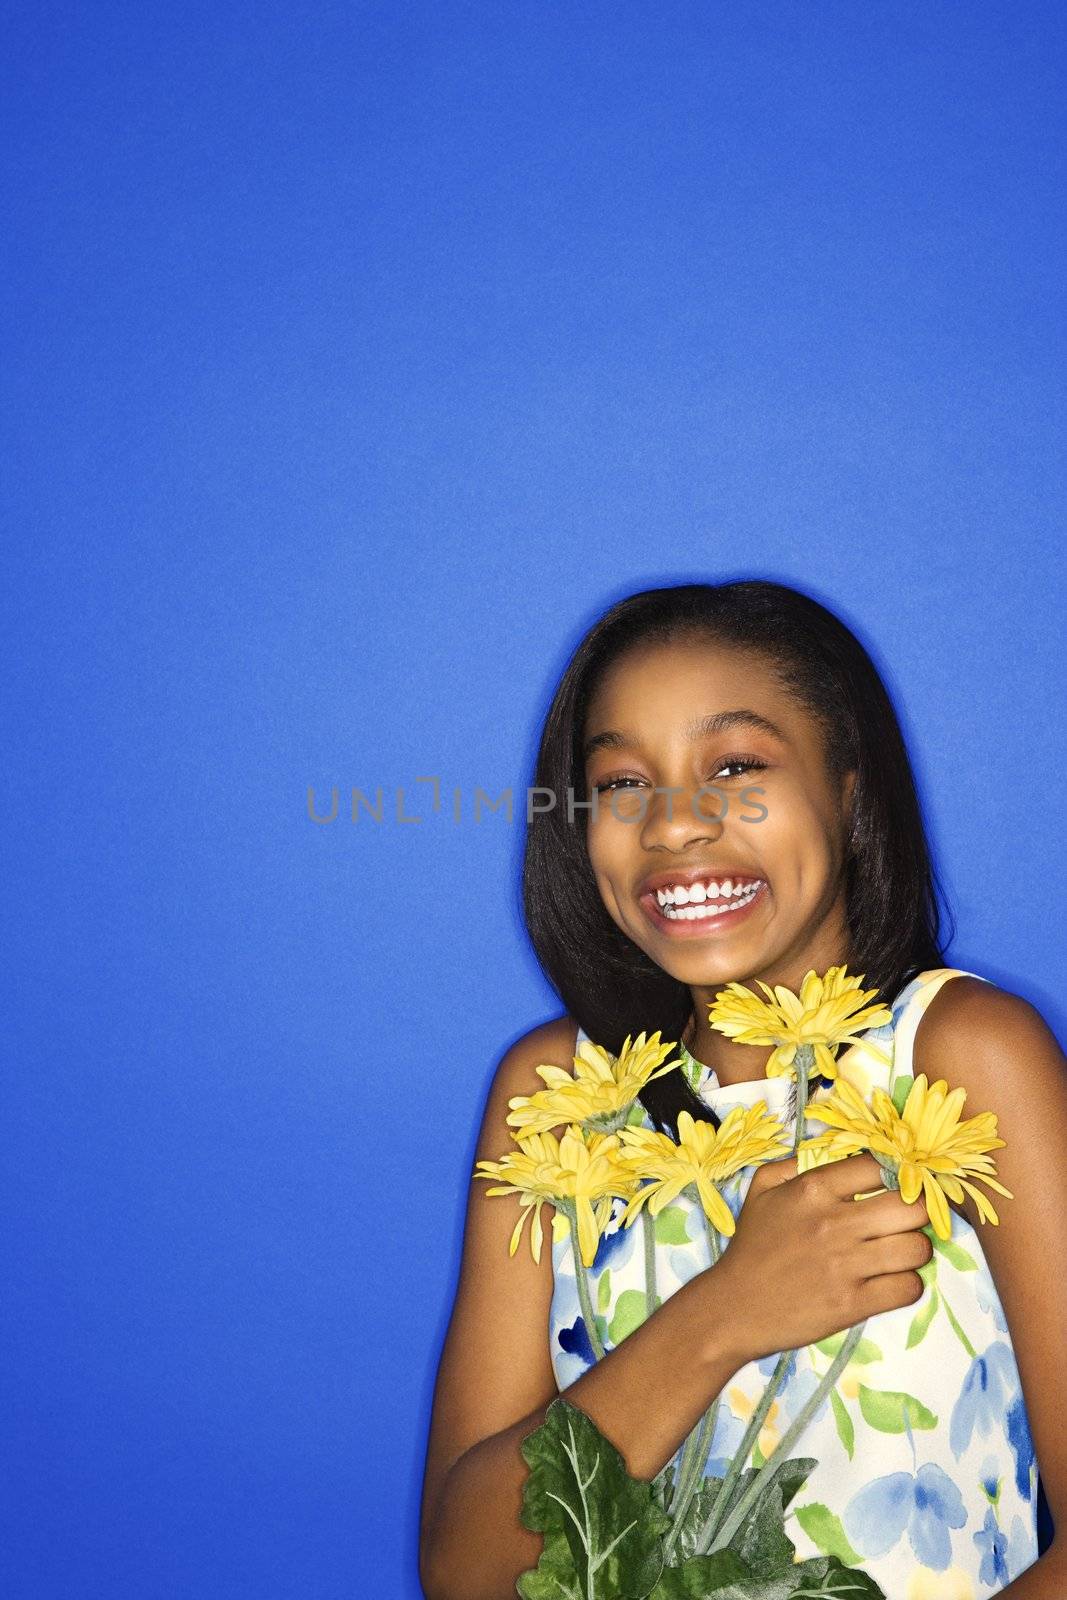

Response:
(549, 968), (1040, 1600)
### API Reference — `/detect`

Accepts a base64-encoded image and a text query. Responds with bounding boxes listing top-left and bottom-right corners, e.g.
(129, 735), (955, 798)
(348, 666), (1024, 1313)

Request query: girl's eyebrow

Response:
(582, 708), (789, 761)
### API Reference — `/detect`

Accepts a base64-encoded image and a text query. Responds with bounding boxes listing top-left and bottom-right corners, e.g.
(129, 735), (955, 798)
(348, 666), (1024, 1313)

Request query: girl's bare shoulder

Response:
(481, 1014), (581, 1136)
(913, 973), (1066, 1117)
(497, 1013), (581, 1081)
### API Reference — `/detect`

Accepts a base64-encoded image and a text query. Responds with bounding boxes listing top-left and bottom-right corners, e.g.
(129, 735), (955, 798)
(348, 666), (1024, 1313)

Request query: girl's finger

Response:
(851, 1190), (927, 1235)
(860, 1269), (928, 1318)
(819, 1151), (887, 1195)
(862, 1227), (934, 1280)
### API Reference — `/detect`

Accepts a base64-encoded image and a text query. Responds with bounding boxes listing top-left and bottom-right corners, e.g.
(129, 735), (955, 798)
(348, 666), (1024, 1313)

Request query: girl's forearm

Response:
(419, 1262), (749, 1600)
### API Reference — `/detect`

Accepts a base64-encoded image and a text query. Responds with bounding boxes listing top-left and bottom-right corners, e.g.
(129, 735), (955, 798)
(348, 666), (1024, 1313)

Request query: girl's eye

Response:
(593, 775), (645, 793)
(593, 756), (767, 793)
(710, 755), (768, 782)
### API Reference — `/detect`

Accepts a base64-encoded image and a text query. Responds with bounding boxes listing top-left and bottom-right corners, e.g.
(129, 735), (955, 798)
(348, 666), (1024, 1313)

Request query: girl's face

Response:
(581, 637), (856, 993)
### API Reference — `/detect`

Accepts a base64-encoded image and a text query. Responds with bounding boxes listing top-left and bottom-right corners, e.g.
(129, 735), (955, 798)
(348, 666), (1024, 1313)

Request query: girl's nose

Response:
(636, 782), (727, 849)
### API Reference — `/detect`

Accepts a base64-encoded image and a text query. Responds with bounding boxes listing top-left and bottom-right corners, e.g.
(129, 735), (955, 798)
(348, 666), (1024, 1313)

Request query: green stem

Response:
(701, 1202), (723, 1268)
(791, 1042), (814, 1156)
(663, 1401), (720, 1561)
(706, 1319), (869, 1554)
(661, 1201), (724, 1558)
(641, 1204), (658, 1319)
(698, 1345), (793, 1549)
(565, 1203), (606, 1361)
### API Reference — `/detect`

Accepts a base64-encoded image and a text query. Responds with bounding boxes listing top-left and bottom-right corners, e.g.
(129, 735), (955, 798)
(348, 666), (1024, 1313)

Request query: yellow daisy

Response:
(825, 1038), (887, 1100)
(795, 1134), (850, 1176)
(505, 1030), (683, 1136)
(473, 1125), (635, 1267)
(613, 1103), (790, 1236)
(707, 964), (893, 1083)
(797, 1073), (1012, 1240)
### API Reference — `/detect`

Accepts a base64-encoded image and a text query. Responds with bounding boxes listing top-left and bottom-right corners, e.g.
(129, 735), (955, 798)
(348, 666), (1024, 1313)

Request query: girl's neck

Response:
(680, 1013), (774, 1087)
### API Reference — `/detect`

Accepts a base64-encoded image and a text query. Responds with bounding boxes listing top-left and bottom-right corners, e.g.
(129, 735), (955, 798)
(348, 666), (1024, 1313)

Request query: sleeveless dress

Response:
(549, 968), (1040, 1600)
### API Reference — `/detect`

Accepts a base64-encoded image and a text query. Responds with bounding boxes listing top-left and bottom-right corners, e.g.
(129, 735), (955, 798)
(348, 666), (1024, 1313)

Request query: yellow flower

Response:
(797, 1073), (1012, 1240)
(795, 1135), (850, 1176)
(505, 1030), (683, 1135)
(473, 1125), (635, 1267)
(613, 1103), (790, 1236)
(829, 1039), (887, 1100)
(707, 964), (893, 1083)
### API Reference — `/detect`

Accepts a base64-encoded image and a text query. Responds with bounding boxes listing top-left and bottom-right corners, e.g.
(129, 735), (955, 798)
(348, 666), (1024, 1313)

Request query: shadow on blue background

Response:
(2, 3), (1063, 1596)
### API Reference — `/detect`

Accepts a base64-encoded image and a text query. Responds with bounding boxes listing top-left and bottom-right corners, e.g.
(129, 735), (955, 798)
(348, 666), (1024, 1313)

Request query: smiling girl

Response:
(419, 580), (1067, 1600)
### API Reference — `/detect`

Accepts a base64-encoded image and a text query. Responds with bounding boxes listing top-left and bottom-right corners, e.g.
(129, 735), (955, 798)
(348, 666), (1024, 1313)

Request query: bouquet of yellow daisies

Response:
(475, 967), (1011, 1600)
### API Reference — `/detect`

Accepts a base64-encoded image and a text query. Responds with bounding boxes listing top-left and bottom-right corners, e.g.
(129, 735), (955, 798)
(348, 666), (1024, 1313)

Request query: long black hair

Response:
(521, 580), (953, 1136)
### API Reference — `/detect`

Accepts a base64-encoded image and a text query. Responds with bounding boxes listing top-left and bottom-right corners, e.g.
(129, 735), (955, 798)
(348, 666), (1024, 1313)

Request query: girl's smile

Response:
(637, 871), (769, 939)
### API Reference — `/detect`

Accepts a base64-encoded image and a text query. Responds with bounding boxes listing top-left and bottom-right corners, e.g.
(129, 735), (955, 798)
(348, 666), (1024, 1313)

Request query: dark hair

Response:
(521, 580), (952, 1136)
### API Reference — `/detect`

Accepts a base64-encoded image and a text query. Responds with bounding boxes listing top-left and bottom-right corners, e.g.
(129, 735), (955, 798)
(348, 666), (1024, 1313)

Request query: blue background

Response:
(3, 3), (1064, 1596)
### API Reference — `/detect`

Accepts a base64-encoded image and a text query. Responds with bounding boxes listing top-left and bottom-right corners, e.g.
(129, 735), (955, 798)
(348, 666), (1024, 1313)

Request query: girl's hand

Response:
(712, 1152), (933, 1360)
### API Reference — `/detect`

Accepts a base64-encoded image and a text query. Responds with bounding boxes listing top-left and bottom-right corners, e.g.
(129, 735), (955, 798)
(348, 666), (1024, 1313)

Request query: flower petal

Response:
(922, 1172), (952, 1241)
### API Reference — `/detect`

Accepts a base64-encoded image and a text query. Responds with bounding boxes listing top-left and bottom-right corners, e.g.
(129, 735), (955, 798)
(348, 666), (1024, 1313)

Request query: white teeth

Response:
(659, 881), (762, 921)
(654, 877), (761, 907)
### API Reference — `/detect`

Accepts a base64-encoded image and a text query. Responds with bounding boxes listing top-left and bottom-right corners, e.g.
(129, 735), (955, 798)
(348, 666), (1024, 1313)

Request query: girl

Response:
(419, 580), (1066, 1600)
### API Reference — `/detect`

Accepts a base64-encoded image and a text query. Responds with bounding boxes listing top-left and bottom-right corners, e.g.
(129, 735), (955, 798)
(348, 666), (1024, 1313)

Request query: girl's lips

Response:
(638, 881), (768, 939)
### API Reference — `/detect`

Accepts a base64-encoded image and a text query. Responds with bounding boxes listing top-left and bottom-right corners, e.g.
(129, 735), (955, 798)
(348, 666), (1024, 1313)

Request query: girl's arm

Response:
(417, 1017), (751, 1600)
(419, 1021), (939, 1600)
(913, 979), (1067, 1596)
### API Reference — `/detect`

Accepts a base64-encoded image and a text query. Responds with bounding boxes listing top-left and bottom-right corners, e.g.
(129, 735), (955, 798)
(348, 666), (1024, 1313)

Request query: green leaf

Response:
(654, 1205), (691, 1245)
(658, 1464), (843, 1600)
(724, 1459), (816, 1578)
(651, 1461), (676, 1515)
(609, 1289), (651, 1345)
(665, 1476), (725, 1565)
(787, 1553), (888, 1597)
(791, 1503), (862, 1566)
(651, 1549), (785, 1599)
(651, 1549), (745, 1597)
(768, 1457), (818, 1517)
(519, 1397), (670, 1598)
(930, 1231), (978, 1272)
(812, 1333), (882, 1364)
(905, 1286), (938, 1349)
(829, 1387), (854, 1459)
(726, 1459), (819, 1516)
(889, 1075), (914, 1115)
(516, 1528), (586, 1600)
(856, 1386), (937, 1433)
(598, 1267), (612, 1313)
